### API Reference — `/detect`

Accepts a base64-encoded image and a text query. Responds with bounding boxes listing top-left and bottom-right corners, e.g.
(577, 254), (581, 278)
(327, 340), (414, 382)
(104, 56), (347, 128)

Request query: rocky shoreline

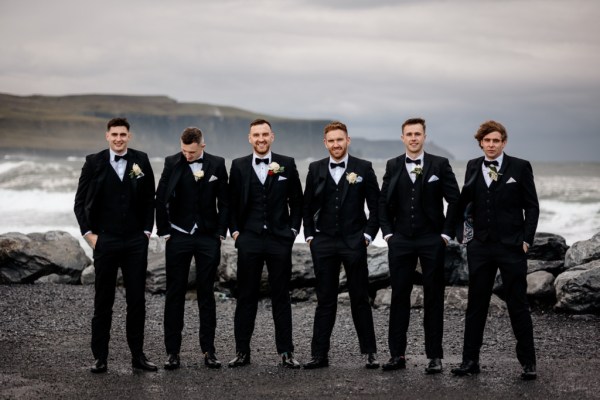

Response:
(1, 230), (599, 314)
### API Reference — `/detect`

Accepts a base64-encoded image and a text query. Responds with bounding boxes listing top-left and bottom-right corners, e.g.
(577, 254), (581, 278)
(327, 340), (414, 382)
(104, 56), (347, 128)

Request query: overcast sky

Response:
(1, 0), (599, 161)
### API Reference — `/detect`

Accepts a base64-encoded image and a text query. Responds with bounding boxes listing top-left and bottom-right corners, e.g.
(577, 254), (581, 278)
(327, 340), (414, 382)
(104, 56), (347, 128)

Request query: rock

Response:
(564, 232), (600, 269)
(291, 287), (315, 302)
(527, 259), (565, 275)
(528, 232), (569, 261)
(444, 286), (507, 316)
(81, 265), (95, 285)
(526, 271), (555, 300)
(444, 242), (468, 285)
(554, 259), (600, 313)
(376, 286), (424, 308)
(36, 273), (78, 284)
(0, 231), (91, 284)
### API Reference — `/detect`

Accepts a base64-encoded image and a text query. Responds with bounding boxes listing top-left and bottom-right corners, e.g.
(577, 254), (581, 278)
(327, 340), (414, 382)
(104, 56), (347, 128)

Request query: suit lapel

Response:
(315, 159), (328, 198)
(167, 155), (186, 197)
(340, 156), (353, 205)
(420, 152), (432, 190)
(198, 155), (211, 189)
(265, 154), (276, 192)
(242, 155), (253, 207)
(491, 154), (510, 191)
(386, 155), (405, 204)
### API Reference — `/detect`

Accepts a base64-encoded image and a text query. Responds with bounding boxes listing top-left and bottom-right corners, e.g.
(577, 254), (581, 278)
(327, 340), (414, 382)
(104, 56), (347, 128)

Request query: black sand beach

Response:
(1, 284), (599, 399)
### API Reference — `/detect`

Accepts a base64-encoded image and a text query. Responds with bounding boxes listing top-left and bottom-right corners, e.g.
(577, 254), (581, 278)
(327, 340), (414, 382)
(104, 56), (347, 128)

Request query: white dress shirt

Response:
(482, 153), (504, 187)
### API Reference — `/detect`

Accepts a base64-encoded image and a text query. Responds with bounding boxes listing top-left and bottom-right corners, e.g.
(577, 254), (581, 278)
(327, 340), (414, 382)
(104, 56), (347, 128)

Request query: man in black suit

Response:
(451, 120), (539, 380)
(227, 118), (303, 369)
(379, 118), (460, 373)
(302, 121), (380, 370)
(74, 118), (157, 373)
(156, 127), (229, 370)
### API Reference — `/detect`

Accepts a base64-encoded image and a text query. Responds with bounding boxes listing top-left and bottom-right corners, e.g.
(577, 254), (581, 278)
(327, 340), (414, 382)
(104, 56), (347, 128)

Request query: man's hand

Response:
(85, 233), (98, 249)
(523, 242), (529, 253)
(233, 232), (240, 241)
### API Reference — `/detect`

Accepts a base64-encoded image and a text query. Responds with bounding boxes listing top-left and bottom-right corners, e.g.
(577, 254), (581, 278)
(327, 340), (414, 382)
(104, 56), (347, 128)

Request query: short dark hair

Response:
(181, 127), (203, 145)
(402, 117), (426, 133)
(107, 117), (130, 131)
(475, 120), (507, 144)
(324, 121), (348, 136)
(250, 118), (272, 129)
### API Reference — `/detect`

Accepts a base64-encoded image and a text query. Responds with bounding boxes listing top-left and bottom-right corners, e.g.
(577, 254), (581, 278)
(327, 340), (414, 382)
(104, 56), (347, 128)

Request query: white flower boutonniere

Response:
(488, 165), (502, 182)
(346, 172), (363, 184)
(268, 161), (285, 176)
(193, 170), (205, 182)
(129, 163), (145, 179)
(411, 166), (423, 177)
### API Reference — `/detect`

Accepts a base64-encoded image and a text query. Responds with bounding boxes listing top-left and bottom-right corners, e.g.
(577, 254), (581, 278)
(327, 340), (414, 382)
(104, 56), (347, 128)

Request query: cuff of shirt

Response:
(306, 236), (314, 242)
(384, 233), (393, 241)
(441, 234), (451, 242)
(364, 233), (372, 244)
(83, 231), (92, 237)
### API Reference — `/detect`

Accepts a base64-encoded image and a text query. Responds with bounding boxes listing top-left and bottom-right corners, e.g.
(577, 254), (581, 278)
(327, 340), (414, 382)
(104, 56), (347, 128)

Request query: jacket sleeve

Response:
(73, 155), (94, 236)
(363, 161), (380, 240)
(302, 164), (316, 238)
(155, 157), (172, 236)
(228, 160), (242, 235)
(440, 158), (461, 238)
(286, 158), (304, 232)
(215, 158), (230, 238)
(140, 154), (156, 233)
(378, 159), (394, 237)
(521, 161), (540, 245)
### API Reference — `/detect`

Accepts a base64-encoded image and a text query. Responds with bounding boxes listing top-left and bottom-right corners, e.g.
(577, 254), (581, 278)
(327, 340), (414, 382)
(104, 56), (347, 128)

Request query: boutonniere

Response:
(129, 163), (145, 179)
(193, 170), (205, 181)
(268, 161), (285, 176)
(410, 166), (423, 177)
(346, 172), (363, 184)
(488, 165), (502, 182)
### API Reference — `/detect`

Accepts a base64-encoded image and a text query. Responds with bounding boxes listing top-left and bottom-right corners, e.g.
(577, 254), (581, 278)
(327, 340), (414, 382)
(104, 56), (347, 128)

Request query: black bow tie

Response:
(330, 161), (345, 169)
(483, 160), (499, 168)
(406, 158), (421, 165)
(255, 158), (269, 165)
(188, 158), (203, 164)
(114, 154), (128, 162)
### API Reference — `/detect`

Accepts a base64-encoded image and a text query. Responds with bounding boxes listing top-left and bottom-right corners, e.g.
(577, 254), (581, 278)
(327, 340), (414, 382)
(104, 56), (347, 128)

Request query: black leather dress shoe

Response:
(303, 356), (329, 369)
(164, 353), (180, 370)
(425, 358), (443, 374)
(382, 356), (406, 371)
(90, 359), (107, 373)
(521, 364), (537, 380)
(281, 352), (301, 369)
(228, 352), (250, 368)
(204, 352), (222, 369)
(365, 353), (380, 369)
(132, 353), (158, 372)
(451, 360), (480, 376)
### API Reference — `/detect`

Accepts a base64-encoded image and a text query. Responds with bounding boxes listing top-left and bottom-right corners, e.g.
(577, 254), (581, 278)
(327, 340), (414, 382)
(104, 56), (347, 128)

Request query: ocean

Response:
(0, 155), (599, 257)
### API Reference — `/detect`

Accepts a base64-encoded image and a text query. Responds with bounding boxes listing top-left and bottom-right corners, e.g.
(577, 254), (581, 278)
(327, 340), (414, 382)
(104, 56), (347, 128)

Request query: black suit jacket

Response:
(459, 154), (539, 246)
(229, 153), (303, 239)
(74, 148), (155, 236)
(379, 152), (460, 238)
(303, 155), (379, 248)
(155, 152), (229, 238)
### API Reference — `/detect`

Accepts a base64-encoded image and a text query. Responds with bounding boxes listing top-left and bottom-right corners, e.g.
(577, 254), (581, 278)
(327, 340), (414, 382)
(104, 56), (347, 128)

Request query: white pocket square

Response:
(278, 175), (287, 181)
(507, 177), (517, 184)
(428, 175), (439, 183)
(209, 175), (218, 182)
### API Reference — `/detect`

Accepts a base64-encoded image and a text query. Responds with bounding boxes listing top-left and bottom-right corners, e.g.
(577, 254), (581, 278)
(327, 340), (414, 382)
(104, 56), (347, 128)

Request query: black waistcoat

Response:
(472, 171), (499, 242)
(94, 167), (139, 235)
(169, 167), (202, 233)
(243, 170), (268, 234)
(317, 173), (343, 236)
(393, 172), (433, 236)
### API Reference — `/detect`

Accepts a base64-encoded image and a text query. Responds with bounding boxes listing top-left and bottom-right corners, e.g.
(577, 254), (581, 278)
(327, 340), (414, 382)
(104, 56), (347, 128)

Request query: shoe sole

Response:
(365, 364), (380, 369)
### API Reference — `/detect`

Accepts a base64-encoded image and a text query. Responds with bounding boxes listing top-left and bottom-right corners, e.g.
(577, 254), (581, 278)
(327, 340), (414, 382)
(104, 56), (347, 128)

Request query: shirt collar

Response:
(253, 152), (272, 163)
(405, 152), (424, 163)
(109, 149), (127, 161)
(329, 154), (349, 168)
(484, 153), (504, 168)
